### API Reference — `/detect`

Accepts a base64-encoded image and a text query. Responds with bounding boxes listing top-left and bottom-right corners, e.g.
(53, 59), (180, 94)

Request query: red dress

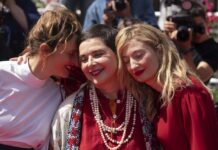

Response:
(79, 87), (146, 150)
(154, 78), (218, 150)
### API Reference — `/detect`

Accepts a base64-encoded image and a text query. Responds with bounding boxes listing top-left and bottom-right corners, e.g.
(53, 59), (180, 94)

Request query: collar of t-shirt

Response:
(17, 61), (47, 88)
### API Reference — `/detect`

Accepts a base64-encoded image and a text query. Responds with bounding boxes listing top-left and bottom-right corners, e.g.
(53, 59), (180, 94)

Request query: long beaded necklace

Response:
(99, 92), (126, 139)
(89, 84), (137, 150)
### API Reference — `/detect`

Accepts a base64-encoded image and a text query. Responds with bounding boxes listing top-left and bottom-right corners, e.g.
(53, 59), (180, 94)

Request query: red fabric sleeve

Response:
(180, 85), (218, 150)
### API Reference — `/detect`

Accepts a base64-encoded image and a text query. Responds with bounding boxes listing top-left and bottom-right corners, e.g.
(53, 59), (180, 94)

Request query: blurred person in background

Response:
(38, 0), (94, 25)
(60, 0), (94, 25)
(0, 0), (39, 61)
(83, 0), (158, 30)
(163, 0), (218, 83)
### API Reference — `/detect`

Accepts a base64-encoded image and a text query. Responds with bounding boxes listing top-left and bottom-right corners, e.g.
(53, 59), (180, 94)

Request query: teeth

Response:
(89, 69), (101, 76)
(89, 69), (97, 73)
(89, 70), (96, 74)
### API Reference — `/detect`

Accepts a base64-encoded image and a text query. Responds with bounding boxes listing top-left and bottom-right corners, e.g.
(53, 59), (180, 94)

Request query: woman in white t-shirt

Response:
(0, 9), (82, 150)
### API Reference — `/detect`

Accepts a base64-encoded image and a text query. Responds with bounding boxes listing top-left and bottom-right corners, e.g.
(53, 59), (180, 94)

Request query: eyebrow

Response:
(80, 49), (104, 55)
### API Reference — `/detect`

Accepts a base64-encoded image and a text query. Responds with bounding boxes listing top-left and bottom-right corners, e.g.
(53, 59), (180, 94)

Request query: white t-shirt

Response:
(0, 61), (62, 150)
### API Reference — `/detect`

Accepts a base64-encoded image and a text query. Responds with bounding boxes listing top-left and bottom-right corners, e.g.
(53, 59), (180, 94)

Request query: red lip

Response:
(133, 69), (144, 76)
(89, 68), (103, 76)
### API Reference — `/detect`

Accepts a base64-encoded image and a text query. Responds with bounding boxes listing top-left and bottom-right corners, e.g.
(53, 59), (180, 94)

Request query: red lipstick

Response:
(133, 69), (144, 76)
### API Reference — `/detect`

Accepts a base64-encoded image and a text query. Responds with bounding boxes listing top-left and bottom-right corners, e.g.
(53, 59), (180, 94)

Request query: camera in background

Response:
(169, 12), (206, 42)
(169, 12), (193, 41)
(103, 0), (127, 27)
(165, 0), (182, 7)
(166, 0), (206, 42)
(104, 0), (127, 13)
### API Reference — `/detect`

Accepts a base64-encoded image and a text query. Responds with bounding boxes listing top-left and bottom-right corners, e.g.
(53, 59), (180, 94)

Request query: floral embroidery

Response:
(66, 89), (85, 150)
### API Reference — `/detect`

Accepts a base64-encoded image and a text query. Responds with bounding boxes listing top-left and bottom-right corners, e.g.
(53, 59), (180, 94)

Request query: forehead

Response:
(123, 40), (148, 54)
(59, 35), (78, 52)
(79, 38), (107, 54)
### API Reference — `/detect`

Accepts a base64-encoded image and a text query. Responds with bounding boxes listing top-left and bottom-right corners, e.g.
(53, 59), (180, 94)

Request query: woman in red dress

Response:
(51, 24), (160, 150)
(116, 23), (218, 150)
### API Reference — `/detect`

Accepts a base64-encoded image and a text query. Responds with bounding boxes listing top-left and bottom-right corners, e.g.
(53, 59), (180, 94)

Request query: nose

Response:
(129, 58), (139, 70)
(87, 56), (96, 67)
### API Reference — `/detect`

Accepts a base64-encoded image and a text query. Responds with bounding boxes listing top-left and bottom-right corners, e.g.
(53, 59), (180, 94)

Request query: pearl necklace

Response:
(89, 84), (137, 150)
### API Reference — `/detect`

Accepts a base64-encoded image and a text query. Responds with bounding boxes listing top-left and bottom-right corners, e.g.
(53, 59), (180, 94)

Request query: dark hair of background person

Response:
(0, 0), (40, 60)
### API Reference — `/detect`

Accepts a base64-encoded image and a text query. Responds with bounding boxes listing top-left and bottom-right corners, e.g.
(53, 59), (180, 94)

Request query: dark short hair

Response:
(190, 1), (206, 20)
(79, 24), (118, 53)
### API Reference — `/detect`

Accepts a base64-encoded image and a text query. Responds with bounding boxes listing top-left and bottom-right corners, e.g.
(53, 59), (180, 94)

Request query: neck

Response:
(28, 56), (49, 80)
(95, 79), (121, 100)
(146, 78), (162, 92)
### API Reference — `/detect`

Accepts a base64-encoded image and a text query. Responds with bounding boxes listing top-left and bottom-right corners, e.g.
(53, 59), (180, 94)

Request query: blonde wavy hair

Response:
(116, 23), (196, 120)
(27, 9), (81, 56)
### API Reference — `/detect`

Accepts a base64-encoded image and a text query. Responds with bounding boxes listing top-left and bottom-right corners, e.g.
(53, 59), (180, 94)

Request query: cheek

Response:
(126, 65), (133, 75)
(80, 64), (86, 73)
(110, 59), (118, 70)
(143, 54), (151, 63)
(152, 57), (160, 73)
(80, 64), (89, 76)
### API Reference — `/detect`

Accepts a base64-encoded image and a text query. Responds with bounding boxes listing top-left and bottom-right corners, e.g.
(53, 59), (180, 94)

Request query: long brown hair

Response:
(26, 9), (81, 56)
(116, 23), (195, 120)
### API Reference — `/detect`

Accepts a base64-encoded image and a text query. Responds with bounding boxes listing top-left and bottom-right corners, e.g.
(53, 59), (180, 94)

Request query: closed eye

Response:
(79, 55), (88, 63)
(93, 51), (105, 58)
(133, 51), (144, 60)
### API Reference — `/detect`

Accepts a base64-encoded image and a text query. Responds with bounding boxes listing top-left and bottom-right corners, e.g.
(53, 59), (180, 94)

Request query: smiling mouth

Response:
(133, 69), (144, 76)
(89, 68), (103, 76)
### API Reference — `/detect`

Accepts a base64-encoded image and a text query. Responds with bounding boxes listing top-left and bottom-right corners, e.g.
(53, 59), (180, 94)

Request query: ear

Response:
(38, 43), (51, 58)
